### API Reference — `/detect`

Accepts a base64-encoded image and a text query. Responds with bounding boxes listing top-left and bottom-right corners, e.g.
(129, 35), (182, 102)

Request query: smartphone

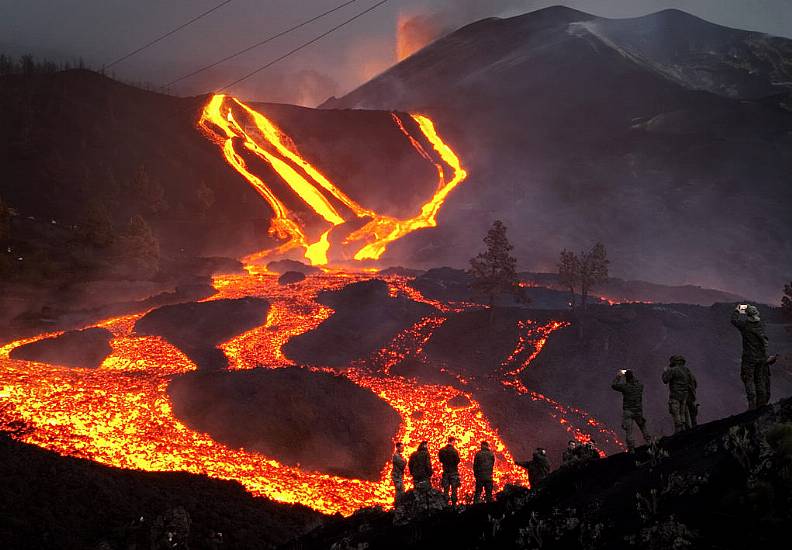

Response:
(738, 304), (748, 313)
(618, 369), (627, 376)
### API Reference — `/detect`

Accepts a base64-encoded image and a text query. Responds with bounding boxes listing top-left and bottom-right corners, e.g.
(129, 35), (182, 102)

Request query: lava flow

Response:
(198, 94), (467, 266)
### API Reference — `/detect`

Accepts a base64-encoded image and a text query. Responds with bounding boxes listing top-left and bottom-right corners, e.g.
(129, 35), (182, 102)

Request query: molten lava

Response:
(0, 95), (620, 515)
(198, 94), (467, 266)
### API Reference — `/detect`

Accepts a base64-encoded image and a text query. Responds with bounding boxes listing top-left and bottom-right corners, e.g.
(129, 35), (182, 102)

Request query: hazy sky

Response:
(2, 1), (791, 105)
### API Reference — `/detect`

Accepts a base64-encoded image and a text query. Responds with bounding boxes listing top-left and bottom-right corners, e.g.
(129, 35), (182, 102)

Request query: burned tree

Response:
(558, 249), (579, 308)
(469, 220), (523, 321)
(557, 242), (610, 308)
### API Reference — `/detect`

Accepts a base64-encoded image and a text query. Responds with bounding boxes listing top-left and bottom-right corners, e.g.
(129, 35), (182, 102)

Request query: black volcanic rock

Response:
(278, 271), (306, 285)
(0, 433), (322, 550)
(283, 279), (437, 366)
(9, 327), (112, 368)
(326, 8), (792, 303)
(266, 259), (320, 276)
(134, 298), (269, 371)
(168, 367), (400, 480)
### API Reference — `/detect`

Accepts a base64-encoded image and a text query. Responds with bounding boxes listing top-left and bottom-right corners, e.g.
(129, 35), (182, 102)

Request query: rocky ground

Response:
(286, 397), (792, 549)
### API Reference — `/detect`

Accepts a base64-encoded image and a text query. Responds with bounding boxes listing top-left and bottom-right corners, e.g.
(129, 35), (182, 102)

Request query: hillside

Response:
(325, 7), (792, 303)
(287, 397), (792, 549)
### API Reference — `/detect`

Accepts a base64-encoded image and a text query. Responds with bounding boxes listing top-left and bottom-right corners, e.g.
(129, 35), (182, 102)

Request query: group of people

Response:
(390, 304), (780, 504)
(390, 438), (496, 506)
(611, 304), (778, 450)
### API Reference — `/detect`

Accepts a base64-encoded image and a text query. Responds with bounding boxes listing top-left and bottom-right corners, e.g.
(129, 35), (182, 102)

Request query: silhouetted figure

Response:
(731, 305), (773, 408)
(408, 441), (433, 489)
(473, 441), (495, 503)
(680, 361), (699, 427)
(575, 441), (600, 462)
(391, 442), (407, 502)
(438, 436), (461, 506)
(561, 440), (579, 466)
(526, 447), (551, 485)
(611, 370), (652, 451)
(663, 355), (692, 433)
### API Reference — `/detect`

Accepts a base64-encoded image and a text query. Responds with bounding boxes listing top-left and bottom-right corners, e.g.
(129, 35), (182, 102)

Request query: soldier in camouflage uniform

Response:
(438, 436), (461, 506)
(408, 441), (433, 489)
(391, 442), (407, 502)
(473, 441), (495, 503)
(680, 360), (699, 427)
(526, 447), (551, 485)
(611, 369), (652, 451)
(662, 355), (692, 433)
(731, 305), (774, 409)
(561, 440), (579, 466)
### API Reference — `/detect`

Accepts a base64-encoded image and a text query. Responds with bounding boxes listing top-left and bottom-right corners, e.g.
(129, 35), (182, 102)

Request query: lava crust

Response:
(8, 327), (113, 368)
(168, 367), (401, 480)
(134, 298), (269, 371)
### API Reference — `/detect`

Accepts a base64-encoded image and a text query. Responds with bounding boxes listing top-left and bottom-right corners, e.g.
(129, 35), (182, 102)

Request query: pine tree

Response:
(782, 282), (792, 319)
(469, 220), (522, 322)
(81, 199), (115, 247)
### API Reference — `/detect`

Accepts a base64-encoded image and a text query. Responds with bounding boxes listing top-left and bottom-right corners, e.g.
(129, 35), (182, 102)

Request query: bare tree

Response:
(557, 242), (610, 308)
(558, 249), (578, 308)
(579, 242), (609, 308)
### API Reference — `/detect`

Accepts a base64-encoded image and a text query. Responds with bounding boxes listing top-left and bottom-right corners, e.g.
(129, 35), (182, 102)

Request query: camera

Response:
(618, 369), (627, 376)
(738, 304), (748, 313)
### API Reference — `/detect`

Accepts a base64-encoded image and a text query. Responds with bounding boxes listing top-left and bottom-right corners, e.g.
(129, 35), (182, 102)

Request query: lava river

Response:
(0, 95), (620, 515)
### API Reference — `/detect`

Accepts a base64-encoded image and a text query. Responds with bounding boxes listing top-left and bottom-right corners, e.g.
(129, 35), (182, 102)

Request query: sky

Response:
(2, 0), (792, 105)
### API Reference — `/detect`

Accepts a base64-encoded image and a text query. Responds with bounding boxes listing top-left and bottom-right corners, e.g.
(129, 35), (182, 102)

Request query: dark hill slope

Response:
(325, 8), (792, 303)
(0, 432), (322, 550)
(288, 397), (792, 549)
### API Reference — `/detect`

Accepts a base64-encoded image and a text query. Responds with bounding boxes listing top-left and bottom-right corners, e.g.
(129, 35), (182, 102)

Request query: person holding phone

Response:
(731, 304), (775, 409)
(611, 369), (652, 452)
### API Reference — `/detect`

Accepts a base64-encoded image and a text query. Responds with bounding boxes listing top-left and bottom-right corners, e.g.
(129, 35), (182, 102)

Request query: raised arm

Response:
(730, 308), (746, 330)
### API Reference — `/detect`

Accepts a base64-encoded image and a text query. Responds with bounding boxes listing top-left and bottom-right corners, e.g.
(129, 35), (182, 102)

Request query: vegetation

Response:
(0, 53), (86, 76)
(782, 282), (792, 318)
(469, 220), (524, 320)
(557, 243), (609, 308)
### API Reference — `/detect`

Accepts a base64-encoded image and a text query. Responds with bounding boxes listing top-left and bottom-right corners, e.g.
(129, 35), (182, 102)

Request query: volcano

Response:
(325, 6), (792, 303)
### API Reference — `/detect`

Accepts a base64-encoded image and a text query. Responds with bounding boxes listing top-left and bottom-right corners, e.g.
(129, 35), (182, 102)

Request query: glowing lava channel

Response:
(0, 272), (533, 515)
(198, 94), (467, 266)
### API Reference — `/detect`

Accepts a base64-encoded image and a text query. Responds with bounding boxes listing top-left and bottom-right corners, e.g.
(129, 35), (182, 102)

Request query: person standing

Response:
(473, 441), (495, 503)
(561, 440), (579, 466)
(611, 369), (652, 451)
(731, 304), (772, 409)
(391, 442), (407, 502)
(408, 441), (433, 490)
(680, 360), (699, 427)
(438, 436), (461, 506)
(526, 447), (551, 485)
(662, 356), (692, 433)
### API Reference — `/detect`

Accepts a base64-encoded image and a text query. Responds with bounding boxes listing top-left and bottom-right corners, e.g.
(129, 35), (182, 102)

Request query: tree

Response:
(116, 215), (160, 278)
(579, 242), (609, 307)
(469, 220), (523, 322)
(130, 164), (167, 214)
(558, 249), (579, 308)
(557, 242), (610, 308)
(80, 199), (115, 247)
(0, 194), (10, 242)
(782, 282), (792, 319)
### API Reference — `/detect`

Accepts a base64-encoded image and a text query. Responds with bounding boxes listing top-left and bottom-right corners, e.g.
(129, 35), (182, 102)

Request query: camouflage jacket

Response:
(731, 311), (769, 364)
(611, 376), (644, 412)
(473, 449), (495, 481)
(408, 449), (433, 482)
(662, 365), (691, 401)
(438, 444), (461, 474)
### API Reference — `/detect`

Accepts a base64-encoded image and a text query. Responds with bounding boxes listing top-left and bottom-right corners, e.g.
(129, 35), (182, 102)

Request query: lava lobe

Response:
(168, 367), (401, 480)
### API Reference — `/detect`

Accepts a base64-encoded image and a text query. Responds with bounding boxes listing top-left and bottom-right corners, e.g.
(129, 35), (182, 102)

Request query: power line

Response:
(220, 0), (389, 92)
(106, 0), (234, 69)
(166, 0), (358, 88)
